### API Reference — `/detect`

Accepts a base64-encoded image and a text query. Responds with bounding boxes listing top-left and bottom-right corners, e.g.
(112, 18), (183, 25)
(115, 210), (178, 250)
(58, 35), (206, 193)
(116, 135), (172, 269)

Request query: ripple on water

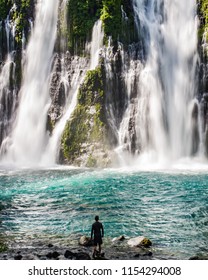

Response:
(0, 168), (208, 259)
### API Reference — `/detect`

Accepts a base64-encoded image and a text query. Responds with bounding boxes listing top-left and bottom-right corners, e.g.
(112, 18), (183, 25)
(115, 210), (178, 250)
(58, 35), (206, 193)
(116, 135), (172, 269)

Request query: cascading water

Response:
(90, 20), (104, 70)
(0, 6), (18, 151)
(42, 19), (104, 165)
(117, 0), (199, 166)
(1, 0), (59, 166)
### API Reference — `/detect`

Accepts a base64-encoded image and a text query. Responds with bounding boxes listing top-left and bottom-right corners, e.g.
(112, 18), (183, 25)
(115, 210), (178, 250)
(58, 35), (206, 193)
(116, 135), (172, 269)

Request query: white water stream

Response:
(0, 7), (17, 152)
(90, 20), (104, 70)
(2, 0), (59, 166)
(42, 19), (104, 165)
(117, 0), (199, 166)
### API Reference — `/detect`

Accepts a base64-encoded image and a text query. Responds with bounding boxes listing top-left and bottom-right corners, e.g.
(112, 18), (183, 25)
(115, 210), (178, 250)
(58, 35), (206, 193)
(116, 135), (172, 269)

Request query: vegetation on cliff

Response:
(66, 0), (135, 54)
(0, 0), (13, 19)
(198, 0), (208, 43)
(60, 66), (111, 167)
(0, 0), (34, 44)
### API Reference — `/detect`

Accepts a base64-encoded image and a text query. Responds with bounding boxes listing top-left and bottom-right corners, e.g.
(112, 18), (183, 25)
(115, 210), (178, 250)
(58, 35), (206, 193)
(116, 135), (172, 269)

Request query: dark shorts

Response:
(94, 236), (102, 246)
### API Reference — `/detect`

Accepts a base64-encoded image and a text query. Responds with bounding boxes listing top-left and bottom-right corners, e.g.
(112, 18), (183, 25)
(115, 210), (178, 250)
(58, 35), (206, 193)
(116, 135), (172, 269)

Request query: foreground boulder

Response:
(79, 236), (93, 246)
(127, 236), (152, 248)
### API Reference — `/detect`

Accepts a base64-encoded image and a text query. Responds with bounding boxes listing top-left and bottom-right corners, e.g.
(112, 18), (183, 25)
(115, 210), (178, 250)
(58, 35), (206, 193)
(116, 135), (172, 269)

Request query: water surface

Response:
(0, 167), (208, 259)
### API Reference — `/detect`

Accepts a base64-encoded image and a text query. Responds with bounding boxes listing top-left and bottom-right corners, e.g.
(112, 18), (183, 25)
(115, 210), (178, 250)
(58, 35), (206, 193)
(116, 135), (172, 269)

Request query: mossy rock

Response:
(198, 0), (208, 43)
(60, 66), (109, 166)
(140, 238), (152, 248)
(0, 235), (8, 253)
(0, 0), (13, 20)
(128, 236), (152, 248)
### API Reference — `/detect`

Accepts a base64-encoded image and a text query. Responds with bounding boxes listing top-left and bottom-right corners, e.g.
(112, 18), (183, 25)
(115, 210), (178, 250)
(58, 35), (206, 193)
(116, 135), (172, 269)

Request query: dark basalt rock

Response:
(189, 254), (208, 260)
(64, 250), (75, 259)
(74, 252), (91, 260)
(46, 251), (60, 259)
(14, 254), (22, 260)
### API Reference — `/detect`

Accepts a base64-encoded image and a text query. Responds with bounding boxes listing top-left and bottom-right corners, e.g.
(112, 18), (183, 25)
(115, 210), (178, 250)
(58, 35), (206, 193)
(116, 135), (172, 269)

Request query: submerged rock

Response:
(127, 236), (152, 248)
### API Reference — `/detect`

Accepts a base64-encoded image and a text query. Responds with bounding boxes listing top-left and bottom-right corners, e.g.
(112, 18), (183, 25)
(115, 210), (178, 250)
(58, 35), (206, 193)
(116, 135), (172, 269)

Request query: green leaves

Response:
(0, 0), (12, 20)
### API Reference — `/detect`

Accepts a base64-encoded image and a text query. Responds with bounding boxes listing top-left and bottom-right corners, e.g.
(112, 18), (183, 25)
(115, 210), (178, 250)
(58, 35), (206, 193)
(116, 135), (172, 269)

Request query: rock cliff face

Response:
(48, 0), (138, 167)
(0, 0), (208, 166)
(198, 0), (208, 156)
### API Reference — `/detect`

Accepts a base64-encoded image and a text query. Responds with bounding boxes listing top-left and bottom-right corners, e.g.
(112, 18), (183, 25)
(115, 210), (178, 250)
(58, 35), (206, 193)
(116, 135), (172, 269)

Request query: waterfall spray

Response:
(41, 19), (104, 165)
(0, 5), (17, 152)
(117, 0), (199, 166)
(2, 0), (59, 166)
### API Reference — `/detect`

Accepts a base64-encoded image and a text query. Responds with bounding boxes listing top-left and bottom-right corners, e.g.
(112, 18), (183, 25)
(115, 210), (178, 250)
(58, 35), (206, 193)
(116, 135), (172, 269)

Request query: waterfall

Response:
(0, 6), (17, 153)
(117, 0), (199, 166)
(41, 19), (104, 165)
(1, 0), (59, 166)
(90, 20), (104, 70)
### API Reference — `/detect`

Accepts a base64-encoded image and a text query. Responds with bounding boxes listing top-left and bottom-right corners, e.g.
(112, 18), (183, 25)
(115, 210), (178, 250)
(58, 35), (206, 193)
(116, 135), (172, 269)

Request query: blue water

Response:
(0, 167), (208, 259)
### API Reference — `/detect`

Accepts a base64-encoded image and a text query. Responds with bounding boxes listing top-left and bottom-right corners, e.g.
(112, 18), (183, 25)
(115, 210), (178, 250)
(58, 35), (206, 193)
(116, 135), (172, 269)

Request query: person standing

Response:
(91, 215), (104, 258)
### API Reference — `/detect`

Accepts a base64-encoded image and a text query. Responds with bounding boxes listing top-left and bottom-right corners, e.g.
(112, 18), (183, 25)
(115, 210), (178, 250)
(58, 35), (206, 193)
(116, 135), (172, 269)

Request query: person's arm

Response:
(101, 223), (104, 237)
(91, 225), (93, 239)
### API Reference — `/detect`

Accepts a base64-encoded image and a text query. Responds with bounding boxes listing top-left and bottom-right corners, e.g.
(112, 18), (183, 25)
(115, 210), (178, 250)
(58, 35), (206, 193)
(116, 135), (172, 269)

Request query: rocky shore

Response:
(1, 234), (208, 260)
(0, 235), (154, 260)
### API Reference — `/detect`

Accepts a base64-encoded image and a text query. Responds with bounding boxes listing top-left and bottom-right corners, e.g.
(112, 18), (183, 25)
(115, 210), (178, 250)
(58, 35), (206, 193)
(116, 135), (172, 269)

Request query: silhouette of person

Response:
(91, 215), (104, 258)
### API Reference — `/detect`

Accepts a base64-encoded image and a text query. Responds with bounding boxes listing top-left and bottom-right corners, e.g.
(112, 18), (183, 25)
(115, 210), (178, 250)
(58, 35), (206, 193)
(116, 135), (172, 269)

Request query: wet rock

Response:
(112, 235), (125, 242)
(46, 252), (53, 259)
(143, 251), (153, 257)
(64, 250), (75, 259)
(74, 252), (91, 260)
(189, 256), (200, 260)
(46, 251), (60, 259)
(79, 235), (93, 246)
(52, 251), (60, 259)
(127, 236), (152, 248)
(14, 254), (22, 260)
(189, 254), (208, 260)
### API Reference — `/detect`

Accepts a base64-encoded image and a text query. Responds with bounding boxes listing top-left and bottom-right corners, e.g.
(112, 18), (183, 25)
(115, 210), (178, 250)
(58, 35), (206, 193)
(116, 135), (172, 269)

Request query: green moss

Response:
(100, 0), (122, 44)
(78, 68), (104, 105)
(0, 236), (8, 253)
(61, 66), (107, 165)
(0, 0), (34, 43)
(61, 104), (89, 162)
(66, 0), (135, 54)
(67, 0), (102, 54)
(198, 0), (208, 42)
(140, 238), (152, 248)
(0, 0), (13, 20)
(13, 0), (33, 43)
(86, 154), (97, 167)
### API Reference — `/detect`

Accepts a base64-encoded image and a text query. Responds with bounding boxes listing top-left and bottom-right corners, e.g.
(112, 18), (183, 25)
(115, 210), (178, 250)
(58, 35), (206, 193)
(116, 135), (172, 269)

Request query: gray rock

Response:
(127, 236), (152, 248)
(74, 252), (91, 260)
(79, 235), (93, 246)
